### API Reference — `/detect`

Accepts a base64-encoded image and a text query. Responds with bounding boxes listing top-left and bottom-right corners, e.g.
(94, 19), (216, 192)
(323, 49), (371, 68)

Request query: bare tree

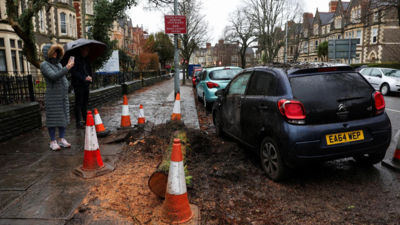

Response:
(172, 0), (211, 84)
(245, 0), (303, 63)
(223, 6), (257, 68)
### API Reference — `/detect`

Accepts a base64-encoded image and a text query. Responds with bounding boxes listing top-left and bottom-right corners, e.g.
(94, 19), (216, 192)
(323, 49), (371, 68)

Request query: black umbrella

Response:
(61, 39), (106, 66)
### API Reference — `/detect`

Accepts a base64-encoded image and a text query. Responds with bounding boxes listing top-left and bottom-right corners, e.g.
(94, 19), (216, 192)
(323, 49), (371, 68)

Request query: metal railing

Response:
(0, 70), (167, 106)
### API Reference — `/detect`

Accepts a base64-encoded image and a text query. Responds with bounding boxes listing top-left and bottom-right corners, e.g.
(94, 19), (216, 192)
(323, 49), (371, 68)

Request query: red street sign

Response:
(165, 65), (171, 68)
(165, 15), (187, 34)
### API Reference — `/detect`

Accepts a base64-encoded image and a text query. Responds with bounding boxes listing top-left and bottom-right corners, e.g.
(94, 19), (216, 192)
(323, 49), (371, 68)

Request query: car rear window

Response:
(195, 71), (201, 76)
(289, 72), (375, 124)
(209, 69), (241, 80)
(381, 69), (400, 77)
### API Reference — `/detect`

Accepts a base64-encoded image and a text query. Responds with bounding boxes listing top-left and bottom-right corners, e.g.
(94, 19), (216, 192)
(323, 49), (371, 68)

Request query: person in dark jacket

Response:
(70, 45), (92, 128)
(40, 44), (74, 150)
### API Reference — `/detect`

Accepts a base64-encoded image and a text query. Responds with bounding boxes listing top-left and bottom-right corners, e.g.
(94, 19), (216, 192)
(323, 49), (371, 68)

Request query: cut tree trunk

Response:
(148, 130), (191, 198)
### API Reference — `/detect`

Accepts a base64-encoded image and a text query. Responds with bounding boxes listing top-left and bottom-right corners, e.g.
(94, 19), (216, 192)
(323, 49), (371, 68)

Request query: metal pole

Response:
(348, 39), (351, 65)
(284, 21), (288, 63)
(174, 0), (180, 96)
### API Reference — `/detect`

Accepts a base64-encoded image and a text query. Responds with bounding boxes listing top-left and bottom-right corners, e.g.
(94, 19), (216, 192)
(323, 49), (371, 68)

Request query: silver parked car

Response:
(360, 67), (400, 96)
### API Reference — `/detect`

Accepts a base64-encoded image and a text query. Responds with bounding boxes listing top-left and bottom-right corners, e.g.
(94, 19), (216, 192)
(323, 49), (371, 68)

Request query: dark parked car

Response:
(212, 65), (391, 181)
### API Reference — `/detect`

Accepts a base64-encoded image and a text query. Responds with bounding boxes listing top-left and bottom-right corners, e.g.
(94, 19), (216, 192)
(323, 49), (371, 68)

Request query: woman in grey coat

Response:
(40, 44), (74, 150)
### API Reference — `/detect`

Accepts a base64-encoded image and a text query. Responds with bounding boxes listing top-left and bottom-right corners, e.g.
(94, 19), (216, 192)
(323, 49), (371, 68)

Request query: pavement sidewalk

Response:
(0, 76), (198, 224)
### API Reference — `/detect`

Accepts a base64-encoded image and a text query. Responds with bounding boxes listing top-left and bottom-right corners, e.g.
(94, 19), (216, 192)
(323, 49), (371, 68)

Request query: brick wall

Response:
(0, 103), (42, 143)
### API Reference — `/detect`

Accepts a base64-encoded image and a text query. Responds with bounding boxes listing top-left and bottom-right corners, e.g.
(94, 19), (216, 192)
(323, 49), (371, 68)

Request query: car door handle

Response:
(258, 106), (268, 110)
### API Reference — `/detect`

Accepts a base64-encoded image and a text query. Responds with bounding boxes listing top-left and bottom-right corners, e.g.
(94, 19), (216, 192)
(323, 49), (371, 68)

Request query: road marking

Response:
(386, 109), (400, 113)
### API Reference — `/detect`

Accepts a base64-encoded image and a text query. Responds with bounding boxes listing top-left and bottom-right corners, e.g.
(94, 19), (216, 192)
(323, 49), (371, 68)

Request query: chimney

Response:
(329, 0), (338, 13)
(206, 43), (211, 49)
(287, 21), (295, 28)
(303, 13), (314, 22)
(218, 40), (224, 44)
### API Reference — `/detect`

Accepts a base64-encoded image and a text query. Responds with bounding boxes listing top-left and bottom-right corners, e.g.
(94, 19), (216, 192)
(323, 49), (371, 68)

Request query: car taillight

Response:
(278, 99), (306, 124)
(373, 91), (385, 115)
(207, 82), (220, 88)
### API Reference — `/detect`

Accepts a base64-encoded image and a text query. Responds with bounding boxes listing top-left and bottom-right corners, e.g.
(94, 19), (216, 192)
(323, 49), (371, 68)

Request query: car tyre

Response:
(260, 137), (289, 181)
(213, 111), (224, 137)
(352, 151), (386, 166)
(380, 84), (390, 96)
(203, 94), (211, 110)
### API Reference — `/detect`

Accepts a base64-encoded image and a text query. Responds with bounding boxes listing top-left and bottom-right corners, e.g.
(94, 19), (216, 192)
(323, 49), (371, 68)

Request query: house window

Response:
(207, 56), (211, 62)
(322, 27), (325, 35)
(356, 30), (362, 45)
(0, 38), (6, 72)
(39, 10), (44, 32)
(354, 54), (360, 63)
(18, 40), (22, 49)
(314, 58), (317, 62)
(335, 18), (342, 29)
(304, 29), (308, 38)
(0, 50), (6, 72)
(372, 27), (378, 43)
(314, 25), (318, 35)
(374, 12), (379, 22)
(314, 40), (318, 51)
(69, 15), (72, 36)
(351, 8), (361, 23)
(60, 13), (67, 35)
(309, 41), (313, 52)
(73, 16), (76, 37)
(19, 51), (24, 72)
(10, 39), (15, 48)
(11, 50), (17, 71)
(337, 35), (341, 39)
(304, 42), (308, 53)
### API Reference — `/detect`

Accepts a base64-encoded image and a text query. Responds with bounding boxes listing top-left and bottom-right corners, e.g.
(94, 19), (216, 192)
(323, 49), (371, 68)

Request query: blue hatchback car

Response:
(212, 65), (391, 181)
(196, 67), (242, 109)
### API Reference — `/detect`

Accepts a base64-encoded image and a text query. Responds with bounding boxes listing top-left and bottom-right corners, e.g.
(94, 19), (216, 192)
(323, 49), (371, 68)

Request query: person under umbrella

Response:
(70, 45), (93, 128)
(62, 39), (106, 129)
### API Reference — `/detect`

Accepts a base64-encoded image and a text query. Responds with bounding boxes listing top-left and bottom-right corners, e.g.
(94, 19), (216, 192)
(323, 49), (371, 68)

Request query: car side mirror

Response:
(377, 75), (382, 78)
(215, 89), (224, 97)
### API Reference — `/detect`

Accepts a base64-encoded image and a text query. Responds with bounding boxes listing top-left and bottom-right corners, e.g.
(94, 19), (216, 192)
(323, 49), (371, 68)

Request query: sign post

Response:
(328, 39), (358, 64)
(165, 13), (187, 98)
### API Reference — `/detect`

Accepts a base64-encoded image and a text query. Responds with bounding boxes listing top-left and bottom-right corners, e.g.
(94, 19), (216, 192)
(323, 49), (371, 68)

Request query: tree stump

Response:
(148, 130), (191, 198)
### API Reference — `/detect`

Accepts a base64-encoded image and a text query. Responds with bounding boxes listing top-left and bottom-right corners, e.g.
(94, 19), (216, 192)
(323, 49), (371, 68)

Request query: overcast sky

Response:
(127, 0), (330, 46)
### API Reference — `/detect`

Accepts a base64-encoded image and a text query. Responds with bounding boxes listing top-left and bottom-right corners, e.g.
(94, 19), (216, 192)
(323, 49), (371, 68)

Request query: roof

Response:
(342, 2), (350, 10)
(319, 13), (334, 25)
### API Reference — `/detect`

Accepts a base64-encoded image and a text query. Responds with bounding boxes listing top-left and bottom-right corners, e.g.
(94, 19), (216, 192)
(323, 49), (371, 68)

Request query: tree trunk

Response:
(148, 130), (191, 198)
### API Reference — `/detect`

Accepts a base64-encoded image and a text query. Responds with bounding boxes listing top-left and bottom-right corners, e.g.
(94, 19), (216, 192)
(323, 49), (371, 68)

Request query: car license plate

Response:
(326, 130), (364, 145)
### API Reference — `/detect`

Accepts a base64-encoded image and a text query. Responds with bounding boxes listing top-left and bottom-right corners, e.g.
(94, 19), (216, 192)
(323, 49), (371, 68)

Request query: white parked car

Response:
(359, 67), (400, 96)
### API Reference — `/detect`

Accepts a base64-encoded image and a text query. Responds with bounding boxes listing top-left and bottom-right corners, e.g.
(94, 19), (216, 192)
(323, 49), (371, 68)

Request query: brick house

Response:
(190, 40), (255, 68)
(278, 0), (400, 64)
(0, 0), (81, 75)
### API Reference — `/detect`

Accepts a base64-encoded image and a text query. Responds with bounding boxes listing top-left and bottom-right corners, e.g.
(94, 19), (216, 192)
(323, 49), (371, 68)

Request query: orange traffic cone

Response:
(120, 95), (132, 129)
(171, 93), (181, 121)
(93, 108), (110, 137)
(137, 104), (145, 125)
(73, 111), (114, 179)
(382, 136), (400, 171)
(151, 139), (200, 224)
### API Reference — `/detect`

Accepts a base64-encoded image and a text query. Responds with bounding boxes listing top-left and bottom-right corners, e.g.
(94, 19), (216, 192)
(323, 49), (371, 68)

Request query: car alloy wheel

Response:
(260, 137), (288, 181)
(380, 84), (389, 96)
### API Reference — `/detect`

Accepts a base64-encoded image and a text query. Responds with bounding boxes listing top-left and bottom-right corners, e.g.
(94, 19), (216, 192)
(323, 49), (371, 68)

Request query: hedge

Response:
(350, 62), (400, 70)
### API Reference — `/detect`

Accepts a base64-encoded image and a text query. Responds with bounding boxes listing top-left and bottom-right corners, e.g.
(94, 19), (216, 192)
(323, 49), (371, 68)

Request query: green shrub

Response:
(351, 62), (400, 70)
(367, 62), (400, 70)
